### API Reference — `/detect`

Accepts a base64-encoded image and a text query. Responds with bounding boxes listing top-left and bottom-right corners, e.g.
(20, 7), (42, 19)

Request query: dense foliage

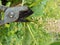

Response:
(0, 0), (60, 45)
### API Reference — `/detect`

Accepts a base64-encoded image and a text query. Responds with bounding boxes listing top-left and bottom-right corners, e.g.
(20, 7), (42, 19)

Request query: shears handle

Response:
(0, 5), (8, 11)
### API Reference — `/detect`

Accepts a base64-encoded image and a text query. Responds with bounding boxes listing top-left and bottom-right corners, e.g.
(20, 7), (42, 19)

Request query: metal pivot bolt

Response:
(8, 11), (15, 18)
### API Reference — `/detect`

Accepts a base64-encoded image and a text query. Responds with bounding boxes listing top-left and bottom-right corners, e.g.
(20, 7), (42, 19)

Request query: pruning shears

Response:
(0, 5), (33, 25)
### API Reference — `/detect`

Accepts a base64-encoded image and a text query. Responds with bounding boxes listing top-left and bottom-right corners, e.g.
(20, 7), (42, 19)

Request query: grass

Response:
(0, 0), (60, 45)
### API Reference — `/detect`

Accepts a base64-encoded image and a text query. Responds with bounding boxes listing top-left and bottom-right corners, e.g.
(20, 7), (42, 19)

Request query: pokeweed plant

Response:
(0, 0), (60, 45)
